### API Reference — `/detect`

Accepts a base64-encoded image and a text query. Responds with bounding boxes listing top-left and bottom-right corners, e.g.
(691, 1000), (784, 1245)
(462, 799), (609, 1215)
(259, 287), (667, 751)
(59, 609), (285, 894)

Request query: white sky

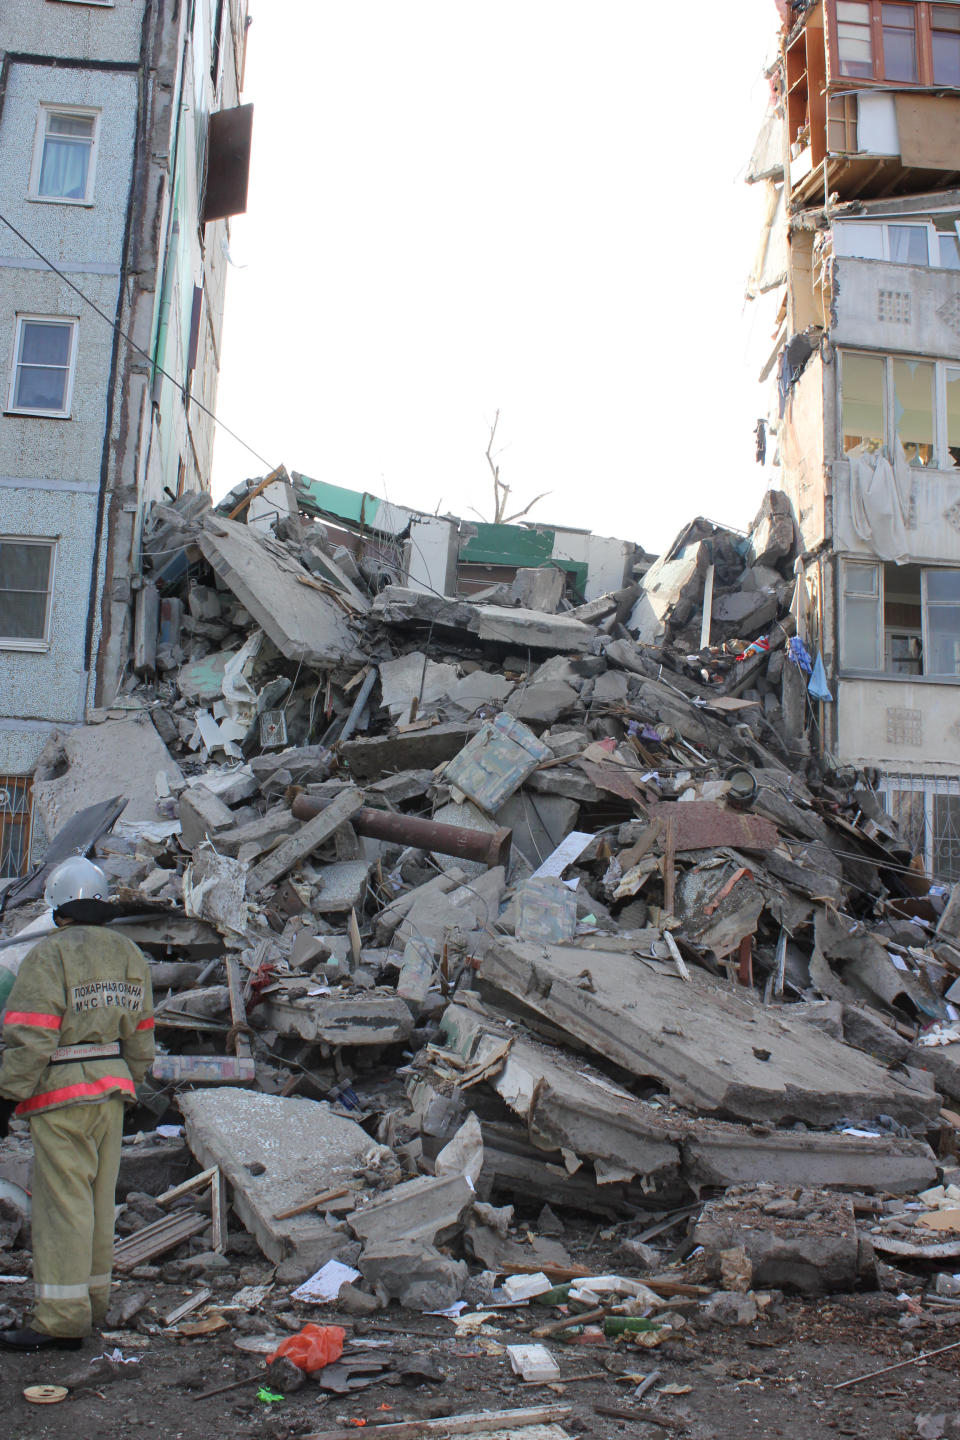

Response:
(211, 1), (778, 554)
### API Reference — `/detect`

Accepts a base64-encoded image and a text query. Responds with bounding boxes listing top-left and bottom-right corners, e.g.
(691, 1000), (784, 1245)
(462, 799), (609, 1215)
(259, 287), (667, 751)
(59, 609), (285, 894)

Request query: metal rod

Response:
(338, 667), (378, 745)
(291, 794), (512, 869)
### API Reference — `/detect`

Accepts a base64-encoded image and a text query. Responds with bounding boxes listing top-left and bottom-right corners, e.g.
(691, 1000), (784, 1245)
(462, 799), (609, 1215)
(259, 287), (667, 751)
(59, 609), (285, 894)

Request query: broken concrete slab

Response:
(372, 587), (593, 651)
(497, 794), (580, 869)
(312, 859), (376, 913)
(197, 516), (359, 667)
(510, 567), (564, 613)
(347, 1173), (474, 1248)
(472, 604), (593, 652)
(182, 847), (248, 935)
(32, 715), (183, 833)
(341, 723), (481, 780)
(177, 1088), (386, 1272)
(439, 1004), (682, 1187)
(746, 488), (796, 569)
(245, 789), (364, 894)
(627, 541), (706, 645)
(684, 1119), (937, 1194)
(178, 784), (235, 850)
(258, 991), (414, 1048)
(505, 682), (580, 726)
(693, 1185), (869, 1294)
(480, 939), (940, 1129)
(397, 866), (504, 952)
(379, 653), (461, 724)
(359, 1240), (467, 1310)
(444, 670), (516, 718)
(712, 590), (778, 631)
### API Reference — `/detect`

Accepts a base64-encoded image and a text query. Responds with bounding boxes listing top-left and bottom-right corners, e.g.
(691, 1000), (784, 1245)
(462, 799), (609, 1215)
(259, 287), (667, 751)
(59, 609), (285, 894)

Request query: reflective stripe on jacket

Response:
(0, 926), (155, 1117)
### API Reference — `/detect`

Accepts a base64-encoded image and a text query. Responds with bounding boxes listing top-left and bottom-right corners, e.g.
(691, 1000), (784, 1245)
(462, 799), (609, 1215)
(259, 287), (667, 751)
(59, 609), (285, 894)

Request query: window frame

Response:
(6, 315), (79, 419)
(832, 217), (960, 266)
(840, 557), (960, 678)
(828, 0), (960, 87)
(0, 536), (57, 652)
(29, 104), (100, 207)
(839, 348), (960, 471)
(0, 776), (34, 881)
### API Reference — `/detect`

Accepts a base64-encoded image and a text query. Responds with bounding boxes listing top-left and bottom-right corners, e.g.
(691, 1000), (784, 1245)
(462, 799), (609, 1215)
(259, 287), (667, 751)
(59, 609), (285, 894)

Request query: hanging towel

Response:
(808, 652), (833, 703)
(787, 636), (813, 674)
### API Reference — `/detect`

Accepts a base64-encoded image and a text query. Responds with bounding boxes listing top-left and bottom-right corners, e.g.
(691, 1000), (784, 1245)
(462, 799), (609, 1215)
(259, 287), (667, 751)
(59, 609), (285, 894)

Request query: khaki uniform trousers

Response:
(29, 1095), (124, 1337)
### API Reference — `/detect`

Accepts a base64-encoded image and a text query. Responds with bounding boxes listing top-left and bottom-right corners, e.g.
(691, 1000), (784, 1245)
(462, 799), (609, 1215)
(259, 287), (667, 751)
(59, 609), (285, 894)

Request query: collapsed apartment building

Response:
(747, 0), (960, 881)
(1, 465), (959, 1347)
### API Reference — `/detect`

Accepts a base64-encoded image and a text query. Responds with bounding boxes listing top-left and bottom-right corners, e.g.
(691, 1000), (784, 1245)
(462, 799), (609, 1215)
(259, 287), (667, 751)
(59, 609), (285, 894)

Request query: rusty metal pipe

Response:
(291, 795), (512, 869)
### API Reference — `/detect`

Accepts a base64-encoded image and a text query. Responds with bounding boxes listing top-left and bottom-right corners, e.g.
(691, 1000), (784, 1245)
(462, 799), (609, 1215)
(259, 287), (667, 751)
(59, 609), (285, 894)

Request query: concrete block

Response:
(693, 1186), (869, 1294)
(505, 682), (580, 726)
(496, 795), (580, 873)
(510, 567), (564, 613)
(258, 992), (414, 1047)
(379, 653), (460, 723)
(178, 1088), (387, 1271)
(178, 784), (235, 849)
(359, 1240), (467, 1310)
(312, 859), (376, 913)
(347, 1173), (474, 1248)
(197, 516), (360, 667)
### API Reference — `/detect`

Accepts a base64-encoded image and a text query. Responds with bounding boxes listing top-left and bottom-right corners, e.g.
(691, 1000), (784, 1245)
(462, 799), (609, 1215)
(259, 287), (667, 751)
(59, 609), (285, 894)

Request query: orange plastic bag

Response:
(266, 1323), (345, 1373)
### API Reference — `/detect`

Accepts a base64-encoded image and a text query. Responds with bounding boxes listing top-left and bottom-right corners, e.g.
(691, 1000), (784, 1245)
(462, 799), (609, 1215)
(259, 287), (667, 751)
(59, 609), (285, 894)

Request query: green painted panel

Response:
(459, 524), (555, 567)
(294, 475), (370, 526)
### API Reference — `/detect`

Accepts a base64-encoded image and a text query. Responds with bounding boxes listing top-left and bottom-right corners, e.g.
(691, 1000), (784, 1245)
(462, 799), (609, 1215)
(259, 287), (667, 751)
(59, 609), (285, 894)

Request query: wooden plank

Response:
(246, 788), (364, 894)
(298, 1406), (572, 1440)
(226, 956), (252, 1061)
(163, 1288), (213, 1327)
(662, 816), (675, 918)
(113, 1211), (207, 1271)
(273, 1185), (351, 1221)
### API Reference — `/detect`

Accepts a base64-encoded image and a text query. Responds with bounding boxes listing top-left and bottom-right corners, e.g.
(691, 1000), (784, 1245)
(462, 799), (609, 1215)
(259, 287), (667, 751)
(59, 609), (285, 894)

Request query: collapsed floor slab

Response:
(480, 940), (940, 1129)
(177, 1088), (386, 1271)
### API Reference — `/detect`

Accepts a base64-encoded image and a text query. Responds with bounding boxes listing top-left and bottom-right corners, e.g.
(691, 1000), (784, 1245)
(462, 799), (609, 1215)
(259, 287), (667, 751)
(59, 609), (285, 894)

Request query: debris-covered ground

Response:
(2, 470), (960, 1438)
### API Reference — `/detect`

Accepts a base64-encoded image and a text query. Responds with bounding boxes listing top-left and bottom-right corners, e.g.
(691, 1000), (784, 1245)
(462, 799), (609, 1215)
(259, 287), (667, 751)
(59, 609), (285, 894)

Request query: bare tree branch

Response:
(502, 491), (552, 524)
(479, 410), (547, 525)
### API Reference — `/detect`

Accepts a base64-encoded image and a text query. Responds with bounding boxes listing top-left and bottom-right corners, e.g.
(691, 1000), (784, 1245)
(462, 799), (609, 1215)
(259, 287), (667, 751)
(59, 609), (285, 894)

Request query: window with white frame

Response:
(833, 218), (960, 271)
(840, 349), (960, 469)
(0, 538), (56, 650)
(7, 317), (78, 417)
(841, 559), (960, 677)
(880, 773), (960, 884)
(30, 107), (99, 204)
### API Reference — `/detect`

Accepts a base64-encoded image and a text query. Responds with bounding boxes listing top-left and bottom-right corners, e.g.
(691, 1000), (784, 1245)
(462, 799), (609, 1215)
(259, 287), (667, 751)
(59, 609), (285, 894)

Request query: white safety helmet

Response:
(44, 856), (108, 911)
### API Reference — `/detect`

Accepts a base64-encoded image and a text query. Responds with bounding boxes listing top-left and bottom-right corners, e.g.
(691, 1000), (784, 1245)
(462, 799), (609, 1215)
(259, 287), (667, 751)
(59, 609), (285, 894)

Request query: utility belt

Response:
(48, 1042), (122, 1066)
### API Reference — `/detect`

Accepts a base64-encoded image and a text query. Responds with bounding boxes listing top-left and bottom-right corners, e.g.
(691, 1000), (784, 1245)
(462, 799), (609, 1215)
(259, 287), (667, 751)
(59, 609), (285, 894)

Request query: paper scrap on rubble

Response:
(424, 1301), (469, 1318)
(532, 831), (593, 878)
(155, 1124), (183, 1139)
(290, 1259), (360, 1303)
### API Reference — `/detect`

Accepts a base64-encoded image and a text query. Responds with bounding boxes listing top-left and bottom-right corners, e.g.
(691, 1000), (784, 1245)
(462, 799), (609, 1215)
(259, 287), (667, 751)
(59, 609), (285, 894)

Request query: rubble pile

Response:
(3, 470), (960, 1317)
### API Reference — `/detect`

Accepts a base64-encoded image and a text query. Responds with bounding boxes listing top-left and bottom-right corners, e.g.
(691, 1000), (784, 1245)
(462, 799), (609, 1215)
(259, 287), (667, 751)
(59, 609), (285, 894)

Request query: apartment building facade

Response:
(750, 0), (960, 880)
(0, 0), (252, 877)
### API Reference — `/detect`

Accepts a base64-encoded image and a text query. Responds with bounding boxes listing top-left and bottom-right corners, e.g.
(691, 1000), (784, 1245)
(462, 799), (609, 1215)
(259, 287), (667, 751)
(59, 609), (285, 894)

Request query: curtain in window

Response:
(38, 138), (89, 200)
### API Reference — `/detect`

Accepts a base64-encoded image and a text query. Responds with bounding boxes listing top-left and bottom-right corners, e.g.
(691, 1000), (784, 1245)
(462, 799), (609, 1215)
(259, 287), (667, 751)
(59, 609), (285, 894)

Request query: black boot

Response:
(0, 1327), (83, 1351)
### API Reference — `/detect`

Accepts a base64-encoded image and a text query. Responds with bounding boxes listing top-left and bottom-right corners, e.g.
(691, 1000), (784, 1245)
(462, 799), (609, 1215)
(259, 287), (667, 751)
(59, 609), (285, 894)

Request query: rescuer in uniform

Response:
(0, 857), (155, 1351)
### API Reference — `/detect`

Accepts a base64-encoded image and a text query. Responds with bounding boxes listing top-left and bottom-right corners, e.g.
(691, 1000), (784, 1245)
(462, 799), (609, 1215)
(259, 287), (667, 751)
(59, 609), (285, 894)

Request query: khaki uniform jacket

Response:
(0, 926), (155, 1118)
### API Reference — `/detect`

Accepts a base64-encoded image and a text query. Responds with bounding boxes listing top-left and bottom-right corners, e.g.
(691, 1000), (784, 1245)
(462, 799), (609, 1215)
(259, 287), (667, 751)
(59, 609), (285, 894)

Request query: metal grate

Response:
(879, 773), (960, 884)
(0, 776), (33, 880)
